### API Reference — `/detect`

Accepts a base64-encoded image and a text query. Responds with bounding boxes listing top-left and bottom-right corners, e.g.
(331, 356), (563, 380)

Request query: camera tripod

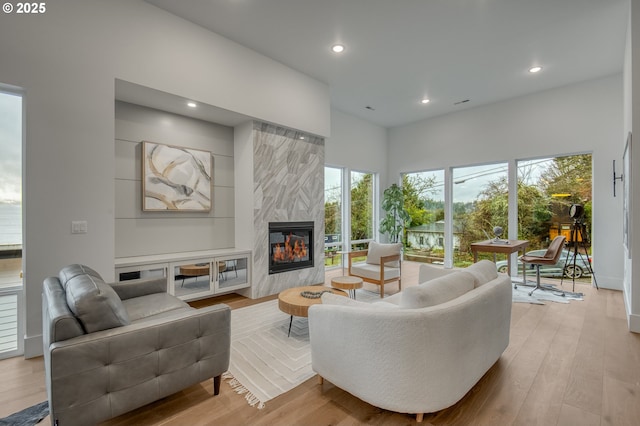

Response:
(560, 219), (598, 292)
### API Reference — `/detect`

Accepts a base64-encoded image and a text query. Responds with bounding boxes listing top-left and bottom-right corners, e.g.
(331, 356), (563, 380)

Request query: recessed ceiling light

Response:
(421, 98), (430, 104)
(529, 66), (543, 73)
(187, 101), (197, 108)
(331, 44), (345, 53)
(299, 136), (305, 140)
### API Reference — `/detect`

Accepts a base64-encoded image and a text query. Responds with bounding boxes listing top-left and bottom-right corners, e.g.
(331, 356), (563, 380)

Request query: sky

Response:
(0, 91), (22, 203)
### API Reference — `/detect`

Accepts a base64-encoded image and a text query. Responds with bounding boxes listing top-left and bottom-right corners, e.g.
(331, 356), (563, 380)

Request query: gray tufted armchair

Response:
(42, 264), (230, 425)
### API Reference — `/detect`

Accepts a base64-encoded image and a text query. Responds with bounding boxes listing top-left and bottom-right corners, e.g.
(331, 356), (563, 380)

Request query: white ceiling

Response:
(145, 0), (629, 128)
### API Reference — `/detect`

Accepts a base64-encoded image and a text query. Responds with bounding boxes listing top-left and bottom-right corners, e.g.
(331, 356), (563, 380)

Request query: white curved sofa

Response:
(308, 260), (511, 422)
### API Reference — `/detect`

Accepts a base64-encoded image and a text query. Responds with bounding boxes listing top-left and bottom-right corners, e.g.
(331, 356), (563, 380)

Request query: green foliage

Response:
(350, 173), (374, 241)
(517, 181), (552, 246)
(543, 154), (593, 233)
(324, 200), (340, 235)
(402, 174), (440, 227)
(380, 183), (411, 243)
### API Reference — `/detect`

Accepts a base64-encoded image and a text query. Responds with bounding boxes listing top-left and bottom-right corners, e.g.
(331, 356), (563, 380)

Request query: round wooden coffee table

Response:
(179, 264), (210, 286)
(331, 276), (363, 299)
(278, 285), (346, 337)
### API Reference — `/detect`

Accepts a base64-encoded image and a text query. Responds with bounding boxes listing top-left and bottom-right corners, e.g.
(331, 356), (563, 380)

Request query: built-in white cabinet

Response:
(115, 249), (251, 301)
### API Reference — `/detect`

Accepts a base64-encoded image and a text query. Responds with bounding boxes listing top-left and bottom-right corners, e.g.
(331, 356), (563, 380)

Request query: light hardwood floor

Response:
(1, 263), (639, 425)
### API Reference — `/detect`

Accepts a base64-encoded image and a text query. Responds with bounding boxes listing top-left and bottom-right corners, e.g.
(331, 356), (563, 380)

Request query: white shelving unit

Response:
(115, 249), (251, 301)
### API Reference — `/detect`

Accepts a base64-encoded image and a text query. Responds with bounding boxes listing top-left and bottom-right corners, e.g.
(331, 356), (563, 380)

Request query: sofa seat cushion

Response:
(366, 241), (402, 267)
(351, 263), (400, 281)
(65, 273), (130, 333)
(466, 259), (499, 287)
(123, 292), (192, 322)
(399, 270), (475, 309)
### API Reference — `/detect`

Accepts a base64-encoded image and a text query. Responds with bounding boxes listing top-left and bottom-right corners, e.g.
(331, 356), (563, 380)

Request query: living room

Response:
(1, 0), (639, 424)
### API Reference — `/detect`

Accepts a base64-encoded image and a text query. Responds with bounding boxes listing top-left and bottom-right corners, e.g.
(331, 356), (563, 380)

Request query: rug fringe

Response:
(222, 371), (266, 409)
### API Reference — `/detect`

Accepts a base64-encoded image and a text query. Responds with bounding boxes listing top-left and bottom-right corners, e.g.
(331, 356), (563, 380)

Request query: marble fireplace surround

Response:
(240, 122), (325, 299)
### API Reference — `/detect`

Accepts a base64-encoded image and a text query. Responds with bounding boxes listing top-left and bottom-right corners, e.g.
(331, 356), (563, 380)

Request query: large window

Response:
(324, 166), (343, 267)
(452, 163), (508, 267)
(402, 170), (445, 264)
(324, 167), (377, 268)
(350, 170), (375, 250)
(517, 154), (593, 280)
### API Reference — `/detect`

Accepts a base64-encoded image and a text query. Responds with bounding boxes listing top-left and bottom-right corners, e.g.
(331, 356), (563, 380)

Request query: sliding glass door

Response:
(0, 89), (23, 359)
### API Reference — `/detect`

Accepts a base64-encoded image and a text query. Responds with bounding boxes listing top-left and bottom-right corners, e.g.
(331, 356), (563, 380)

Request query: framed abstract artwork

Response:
(142, 141), (212, 211)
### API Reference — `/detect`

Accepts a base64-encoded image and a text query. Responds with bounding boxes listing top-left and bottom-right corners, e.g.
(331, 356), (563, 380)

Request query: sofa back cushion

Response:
(418, 263), (456, 284)
(366, 241), (402, 267)
(65, 272), (130, 333)
(400, 270), (475, 309)
(58, 264), (103, 290)
(465, 260), (499, 288)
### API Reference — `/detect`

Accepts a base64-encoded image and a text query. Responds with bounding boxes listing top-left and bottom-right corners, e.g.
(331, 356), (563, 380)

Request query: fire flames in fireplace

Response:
(273, 233), (308, 263)
(269, 221), (314, 274)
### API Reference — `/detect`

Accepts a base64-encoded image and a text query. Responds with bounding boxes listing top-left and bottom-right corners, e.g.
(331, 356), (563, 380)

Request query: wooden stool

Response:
(331, 276), (363, 299)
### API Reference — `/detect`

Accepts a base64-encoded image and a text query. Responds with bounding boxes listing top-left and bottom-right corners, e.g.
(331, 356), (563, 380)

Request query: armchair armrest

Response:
(109, 276), (167, 300)
(348, 250), (368, 274)
(380, 253), (401, 266)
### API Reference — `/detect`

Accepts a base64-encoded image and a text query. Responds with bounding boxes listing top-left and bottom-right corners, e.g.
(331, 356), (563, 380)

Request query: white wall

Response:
(115, 101), (235, 257)
(388, 75), (624, 291)
(325, 108), (389, 240)
(623, 0), (640, 332)
(0, 0), (330, 357)
(326, 108), (388, 175)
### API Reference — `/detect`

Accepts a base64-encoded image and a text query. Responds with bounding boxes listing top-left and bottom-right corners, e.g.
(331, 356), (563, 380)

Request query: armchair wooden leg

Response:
(380, 283), (384, 298)
(213, 375), (221, 395)
(318, 375), (324, 385)
(416, 413), (424, 422)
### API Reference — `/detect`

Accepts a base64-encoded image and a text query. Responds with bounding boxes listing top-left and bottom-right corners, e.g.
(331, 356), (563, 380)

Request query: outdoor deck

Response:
(0, 258), (21, 356)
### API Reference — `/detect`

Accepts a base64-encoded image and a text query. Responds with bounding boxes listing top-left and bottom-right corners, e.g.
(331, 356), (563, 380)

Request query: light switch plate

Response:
(71, 220), (88, 234)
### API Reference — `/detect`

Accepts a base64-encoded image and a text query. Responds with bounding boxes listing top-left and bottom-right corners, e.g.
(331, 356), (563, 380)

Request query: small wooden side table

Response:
(331, 276), (363, 299)
(278, 286), (346, 337)
(470, 239), (529, 285)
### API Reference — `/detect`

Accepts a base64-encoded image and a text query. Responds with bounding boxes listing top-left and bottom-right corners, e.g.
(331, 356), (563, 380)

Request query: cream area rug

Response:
(223, 289), (380, 408)
(223, 298), (311, 409)
(223, 285), (581, 408)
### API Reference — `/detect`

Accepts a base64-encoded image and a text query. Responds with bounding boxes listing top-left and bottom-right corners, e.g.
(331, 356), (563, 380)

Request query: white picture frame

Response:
(142, 141), (212, 212)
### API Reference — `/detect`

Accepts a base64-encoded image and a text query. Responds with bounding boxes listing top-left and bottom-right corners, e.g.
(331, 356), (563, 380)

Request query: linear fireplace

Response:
(269, 221), (314, 274)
